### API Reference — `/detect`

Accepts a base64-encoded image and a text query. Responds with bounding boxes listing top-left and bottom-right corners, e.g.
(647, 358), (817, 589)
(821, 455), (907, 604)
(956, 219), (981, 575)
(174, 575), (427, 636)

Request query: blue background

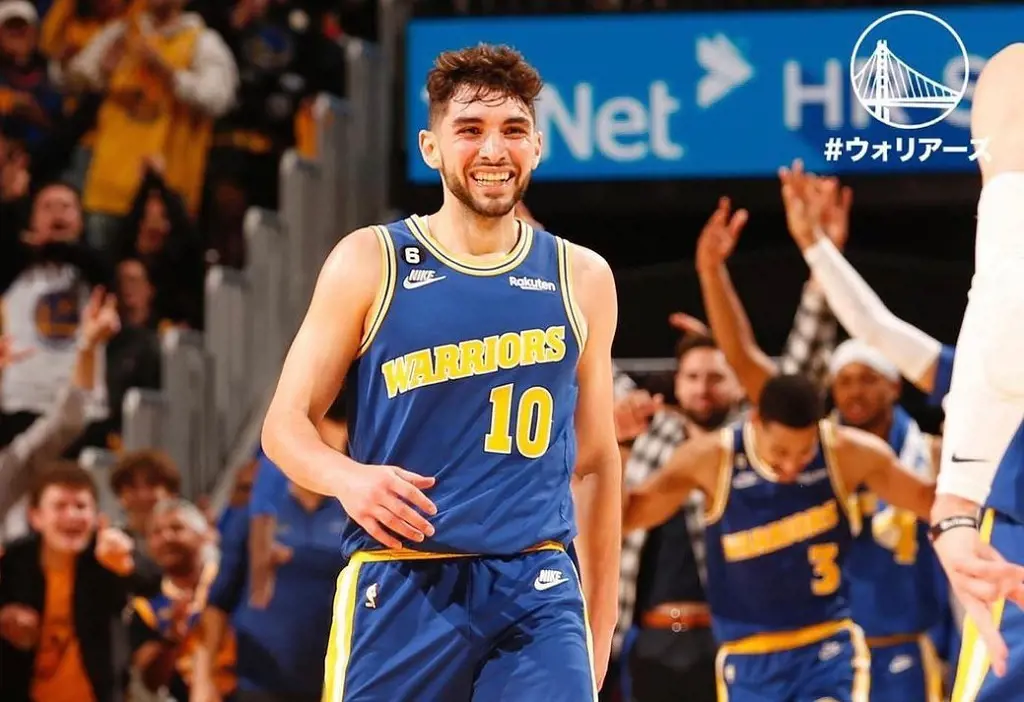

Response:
(405, 6), (1024, 182)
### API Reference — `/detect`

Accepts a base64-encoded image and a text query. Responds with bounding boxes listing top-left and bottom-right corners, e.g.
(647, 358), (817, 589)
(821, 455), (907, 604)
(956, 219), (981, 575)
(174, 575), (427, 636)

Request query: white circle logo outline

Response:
(849, 9), (969, 131)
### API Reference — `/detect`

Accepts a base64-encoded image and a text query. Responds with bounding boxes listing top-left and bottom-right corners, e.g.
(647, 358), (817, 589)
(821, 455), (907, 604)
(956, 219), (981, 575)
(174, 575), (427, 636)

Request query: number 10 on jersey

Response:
(484, 383), (554, 458)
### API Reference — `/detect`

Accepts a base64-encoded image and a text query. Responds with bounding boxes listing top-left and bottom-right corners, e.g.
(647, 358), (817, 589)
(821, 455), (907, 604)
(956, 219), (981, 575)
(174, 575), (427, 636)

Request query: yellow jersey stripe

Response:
(850, 623), (871, 702)
(821, 419), (863, 537)
(951, 508), (1005, 702)
(407, 214), (533, 276)
(555, 238), (586, 353)
(704, 428), (735, 525)
(356, 226), (396, 358)
(323, 560), (364, 702)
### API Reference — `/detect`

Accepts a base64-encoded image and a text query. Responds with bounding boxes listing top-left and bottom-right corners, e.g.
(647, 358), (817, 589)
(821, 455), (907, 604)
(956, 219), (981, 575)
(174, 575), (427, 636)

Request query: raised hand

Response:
(80, 287), (121, 349)
(696, 197), (747, 274)
(818, 178), (853, 251)
(779, 159), (826, 250)
(95, 514), (135, 575)
(0, 336), (34, 370)
(667, 313), (710, 337)
(0, 604), (40, 650)
(614, 389), (664, 443)
(336, 463), (437, 550)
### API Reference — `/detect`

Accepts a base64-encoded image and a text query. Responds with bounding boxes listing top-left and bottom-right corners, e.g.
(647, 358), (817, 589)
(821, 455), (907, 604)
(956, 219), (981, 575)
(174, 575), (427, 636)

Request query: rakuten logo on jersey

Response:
(509, 275), (556, 292)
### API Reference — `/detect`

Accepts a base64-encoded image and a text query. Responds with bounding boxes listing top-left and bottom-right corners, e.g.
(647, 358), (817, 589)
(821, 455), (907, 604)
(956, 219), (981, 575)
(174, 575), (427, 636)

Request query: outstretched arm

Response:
(568, 243), (621, 691)
(696, 198), (776, 403)
(835, 426), (935, 522)
(624, 431), (722, 532)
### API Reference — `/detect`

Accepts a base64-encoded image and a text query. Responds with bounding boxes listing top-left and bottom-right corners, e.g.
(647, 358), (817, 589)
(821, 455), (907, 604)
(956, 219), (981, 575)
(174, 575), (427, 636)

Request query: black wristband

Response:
(928, 515), (978, 542)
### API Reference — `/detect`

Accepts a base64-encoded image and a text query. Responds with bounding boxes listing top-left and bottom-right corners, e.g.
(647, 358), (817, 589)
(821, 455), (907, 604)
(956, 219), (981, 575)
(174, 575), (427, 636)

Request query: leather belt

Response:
(640, 601), (712, 631)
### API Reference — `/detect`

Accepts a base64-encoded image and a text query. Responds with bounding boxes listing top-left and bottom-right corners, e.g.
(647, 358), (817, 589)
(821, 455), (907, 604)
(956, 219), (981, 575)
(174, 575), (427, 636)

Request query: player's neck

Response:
(429, 203), (520, 258)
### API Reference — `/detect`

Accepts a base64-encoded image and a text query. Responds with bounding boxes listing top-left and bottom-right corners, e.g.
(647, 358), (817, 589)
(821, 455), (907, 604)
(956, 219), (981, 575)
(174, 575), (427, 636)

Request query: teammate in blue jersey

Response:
(261, 44), (622, 702)
(829, 340), (949, 701)
(624, 373), (937, 702)
(927, 44), (1024, 702)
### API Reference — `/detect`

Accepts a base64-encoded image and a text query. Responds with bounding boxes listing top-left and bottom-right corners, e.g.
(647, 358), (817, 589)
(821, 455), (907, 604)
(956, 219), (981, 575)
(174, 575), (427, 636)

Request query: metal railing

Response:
(114, 38), (393, 502)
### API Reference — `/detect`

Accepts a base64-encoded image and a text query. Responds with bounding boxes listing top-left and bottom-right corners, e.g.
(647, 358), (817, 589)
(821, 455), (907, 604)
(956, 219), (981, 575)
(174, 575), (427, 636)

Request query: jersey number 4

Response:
(484, 383), (554, 458)
(808, 543), (841, 596)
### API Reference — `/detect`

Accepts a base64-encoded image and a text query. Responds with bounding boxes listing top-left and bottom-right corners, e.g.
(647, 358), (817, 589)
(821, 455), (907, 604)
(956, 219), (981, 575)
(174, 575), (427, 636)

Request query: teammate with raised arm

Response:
(928, 44), (1024, 702)
(261, 45), (621, 701)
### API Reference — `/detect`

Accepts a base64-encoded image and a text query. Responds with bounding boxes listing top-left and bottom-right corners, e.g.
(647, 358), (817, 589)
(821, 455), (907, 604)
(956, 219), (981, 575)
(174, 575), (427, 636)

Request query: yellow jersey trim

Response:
(555, 237), (588, 353)
(407, 214), (533, 276)
(820, 419), (863, 537)
(742, 421), (778, 482)
(356, 225), (397, 358)
(951, 508), (1005, 702)
(704, 428), (735, 525)
(348, 540), (565, 563)
(323, 560), (364, 702)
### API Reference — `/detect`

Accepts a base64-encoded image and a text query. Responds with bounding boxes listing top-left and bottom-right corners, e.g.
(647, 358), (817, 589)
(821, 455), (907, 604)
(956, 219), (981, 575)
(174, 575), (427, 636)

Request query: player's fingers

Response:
(393, 467), (436, 491)
(954, 572), (1001, 603)
(361, 517), (403, 550)
(390, 474), (438, 516)
(962, 596), (1009, 677)
(839, 185), (853, 212)
(728, 209), (749, 238)
(376, 506), (428, 543)
(383, 493), (434, 538)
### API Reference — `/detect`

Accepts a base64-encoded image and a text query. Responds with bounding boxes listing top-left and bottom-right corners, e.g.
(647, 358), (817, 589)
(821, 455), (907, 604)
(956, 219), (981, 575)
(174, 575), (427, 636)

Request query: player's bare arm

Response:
(262, 228), (437, 549)
(567, 242), (622, 689)
(833, 425), (935, 522)
(623, 431), (722, 532)
(696, 198), (776, 404)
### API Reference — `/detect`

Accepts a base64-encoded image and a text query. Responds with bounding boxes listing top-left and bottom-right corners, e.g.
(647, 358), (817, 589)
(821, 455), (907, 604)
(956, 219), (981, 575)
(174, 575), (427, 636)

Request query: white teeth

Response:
(473, 173), (511, 184)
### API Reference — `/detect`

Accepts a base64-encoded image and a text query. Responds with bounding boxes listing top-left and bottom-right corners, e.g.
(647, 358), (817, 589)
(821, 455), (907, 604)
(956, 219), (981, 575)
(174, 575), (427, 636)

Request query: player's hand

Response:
(80, 287), (121, 349)
(189, 675), (222, 702)
(336, 463), (437, 549)
(95, 515), (136, 575)
(614, 390), (663, 443)
(779, 159), (826, 250)
(0, 604), (40, 650)
(667, 312), (710, 337)
(932, 522), (1024, 678)
(695, 197), (747, 274)
(817, 177), (853, 251)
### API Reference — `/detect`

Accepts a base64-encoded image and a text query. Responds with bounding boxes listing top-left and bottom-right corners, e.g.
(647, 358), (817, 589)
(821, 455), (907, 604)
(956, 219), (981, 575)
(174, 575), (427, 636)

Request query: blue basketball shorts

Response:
(866, 633), (944, 702)
(322, 544), (597, 702)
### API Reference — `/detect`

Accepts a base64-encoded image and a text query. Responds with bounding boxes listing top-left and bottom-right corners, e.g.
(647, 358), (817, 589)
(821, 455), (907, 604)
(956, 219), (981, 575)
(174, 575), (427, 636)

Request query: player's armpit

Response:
(837, 427), (935, 522)
(261, 227), (382, 494)
(623, 433), (721, 532)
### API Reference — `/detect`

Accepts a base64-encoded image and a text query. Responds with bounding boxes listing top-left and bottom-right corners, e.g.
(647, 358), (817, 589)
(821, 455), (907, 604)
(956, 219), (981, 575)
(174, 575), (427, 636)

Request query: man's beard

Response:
(682, 404), (733, 431)
(441, 162), (529, 218)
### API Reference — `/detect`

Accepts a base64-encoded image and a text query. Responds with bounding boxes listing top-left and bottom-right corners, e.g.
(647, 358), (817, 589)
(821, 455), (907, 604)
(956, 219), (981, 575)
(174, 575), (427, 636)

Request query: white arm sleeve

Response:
(803, 238), (941, 383)
(938, 173), (1024, 503)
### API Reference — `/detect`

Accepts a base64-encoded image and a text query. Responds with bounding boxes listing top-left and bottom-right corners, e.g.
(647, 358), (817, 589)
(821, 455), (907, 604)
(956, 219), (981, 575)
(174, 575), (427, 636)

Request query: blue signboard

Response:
(406, 6), (1024, 182)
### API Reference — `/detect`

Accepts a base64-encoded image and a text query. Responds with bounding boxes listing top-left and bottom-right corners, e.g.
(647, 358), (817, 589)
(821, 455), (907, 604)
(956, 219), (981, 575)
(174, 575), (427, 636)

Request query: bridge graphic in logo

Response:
(850, 10), (969, 130)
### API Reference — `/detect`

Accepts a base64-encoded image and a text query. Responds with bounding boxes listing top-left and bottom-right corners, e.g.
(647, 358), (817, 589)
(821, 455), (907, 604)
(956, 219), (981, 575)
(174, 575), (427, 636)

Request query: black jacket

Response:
(0, 533), (161, 702)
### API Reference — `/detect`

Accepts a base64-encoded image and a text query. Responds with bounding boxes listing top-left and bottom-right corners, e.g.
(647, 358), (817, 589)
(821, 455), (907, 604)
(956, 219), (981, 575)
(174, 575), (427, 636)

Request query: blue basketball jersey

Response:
(343, 215), (585, 558)
(704, 420), (858, 644)
(844, 407), (948, 638)
(987, 419), (1024, 525)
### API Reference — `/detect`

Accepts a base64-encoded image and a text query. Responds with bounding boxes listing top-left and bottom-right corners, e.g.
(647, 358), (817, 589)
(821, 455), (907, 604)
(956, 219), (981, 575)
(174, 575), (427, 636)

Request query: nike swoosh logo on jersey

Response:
(402, 274), (446, 290)
(534, 575), (570, 591)
(951, 454), (986, 463)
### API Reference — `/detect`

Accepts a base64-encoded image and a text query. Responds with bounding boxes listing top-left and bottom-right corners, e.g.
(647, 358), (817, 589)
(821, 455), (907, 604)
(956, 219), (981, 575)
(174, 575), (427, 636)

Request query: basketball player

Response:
(930, 43), (1024, 701)
(261, 45), (621, 701)
(624, 372), (937, 702)
(829, 341), (949, 702)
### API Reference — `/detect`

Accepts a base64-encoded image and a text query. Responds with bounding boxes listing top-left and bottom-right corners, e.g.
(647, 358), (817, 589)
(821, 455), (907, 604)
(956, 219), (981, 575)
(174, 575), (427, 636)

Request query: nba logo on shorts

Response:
(850, 10), (969, 130)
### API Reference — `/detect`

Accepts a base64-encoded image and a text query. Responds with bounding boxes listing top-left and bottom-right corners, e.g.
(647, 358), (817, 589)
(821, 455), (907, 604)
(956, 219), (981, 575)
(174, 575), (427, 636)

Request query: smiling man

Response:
(261, 44), (621, 702)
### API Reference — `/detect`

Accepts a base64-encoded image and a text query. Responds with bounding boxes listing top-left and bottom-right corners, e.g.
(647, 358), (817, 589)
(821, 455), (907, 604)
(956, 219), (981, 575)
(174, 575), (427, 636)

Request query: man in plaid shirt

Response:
(605, 277), (837, 702)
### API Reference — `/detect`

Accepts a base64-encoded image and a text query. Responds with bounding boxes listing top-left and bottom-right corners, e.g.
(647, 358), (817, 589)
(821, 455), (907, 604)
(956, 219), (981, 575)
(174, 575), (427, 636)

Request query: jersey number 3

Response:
(808, 543), (841, 596)
(484, 383), (554, 458)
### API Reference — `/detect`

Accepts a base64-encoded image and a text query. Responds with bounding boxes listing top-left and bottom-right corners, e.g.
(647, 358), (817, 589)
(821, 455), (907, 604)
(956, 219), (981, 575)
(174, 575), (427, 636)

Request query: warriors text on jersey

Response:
(343, 215), (586, 558)
(703, 420), (859, 644)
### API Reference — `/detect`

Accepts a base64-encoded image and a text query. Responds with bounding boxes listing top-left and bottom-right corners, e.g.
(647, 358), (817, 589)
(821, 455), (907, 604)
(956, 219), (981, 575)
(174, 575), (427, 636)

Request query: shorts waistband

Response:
(720, 619), (855, 656)
(349, 540), (565, 563)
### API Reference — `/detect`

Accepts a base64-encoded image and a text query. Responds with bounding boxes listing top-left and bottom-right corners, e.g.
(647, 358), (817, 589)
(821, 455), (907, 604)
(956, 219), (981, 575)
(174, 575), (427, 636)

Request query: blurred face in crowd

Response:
(147, 506), (206, 576)
(137, 193), (170, 255)
(30, 184), (83, 244)
(0, 17), (36, 66)
(750, 419), (820, 483)
(674, 346), (741, 430)
(30, 485), (98, 554)
(831, 362), (898, 432)
(116, 259), (154, 324)
(422, 88), (540, 219)
(117, 473), (173, 530)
